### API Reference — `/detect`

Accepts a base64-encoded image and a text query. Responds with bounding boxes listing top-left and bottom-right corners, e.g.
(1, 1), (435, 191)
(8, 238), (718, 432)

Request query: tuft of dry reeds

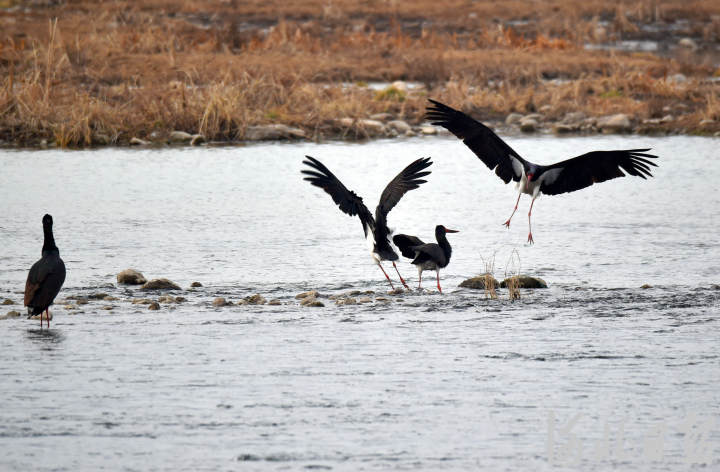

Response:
(479, 253), (498, 300)
(1, 0), (719, 147)
(504, 249), (522, 301)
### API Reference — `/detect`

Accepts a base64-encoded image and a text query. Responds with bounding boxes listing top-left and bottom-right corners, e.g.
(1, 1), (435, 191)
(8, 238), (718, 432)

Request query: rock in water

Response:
(212, 297), (229, 307)
(597, 114), (632, 133)
(500, 275), (548, 289)
(117, 269), (147, 285)
(244, 294), (267, 305)
(459, 274), (500, 289)
(142, 278), (181, 290)
(295, 290), (319, 299)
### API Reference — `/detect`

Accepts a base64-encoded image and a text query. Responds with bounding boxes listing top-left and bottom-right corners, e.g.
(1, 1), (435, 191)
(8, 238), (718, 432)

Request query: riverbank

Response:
(1, 0), (719, 148)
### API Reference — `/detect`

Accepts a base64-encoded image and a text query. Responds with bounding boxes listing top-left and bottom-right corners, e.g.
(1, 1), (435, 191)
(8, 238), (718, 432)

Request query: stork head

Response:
(436, 225), (459, 236)
(42, 214), (53, 227)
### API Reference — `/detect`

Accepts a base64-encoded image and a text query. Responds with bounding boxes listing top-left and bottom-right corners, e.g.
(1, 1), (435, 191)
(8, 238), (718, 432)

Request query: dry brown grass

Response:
(479, 253), (498, 300)
(1, 0), (719, 147)
(504, 249), (522, 301)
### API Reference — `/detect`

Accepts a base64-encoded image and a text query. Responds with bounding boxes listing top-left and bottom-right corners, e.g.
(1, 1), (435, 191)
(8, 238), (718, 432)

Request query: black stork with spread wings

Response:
(393, 225), (459, 293)
(25, 214), (66, 328)
(302, 156), (432, 290)
(426, 99), (658, 243)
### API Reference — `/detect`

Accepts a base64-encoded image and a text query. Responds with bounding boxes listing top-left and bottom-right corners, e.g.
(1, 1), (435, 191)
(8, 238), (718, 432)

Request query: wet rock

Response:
(300, 296), (320, 306)
(1, 310), (21, 320)
(505, 113), (523, 125)
(244, 294), (267, 305)
(63, 304), (75, 310)
(375, 297), (390, 303)
(147, 302), (161, 310)
(387, 120), (411, 133)
(562, 111), (586, 124)
(29, 312), (52, 321)
(132, 298), (154, 305)
(404, 130), (417, 137)
(169, 130), (193, 143)
(268, 299), (282, 306)
(142, 278), (181, 291)
(175, 297), (186, 303)
(2, 299), (14, 305)
(597, 114), (632, 133)
(296, 290), (319, 300)
(640, 284), (652, 289)
(335, 297), (357, 306)
(212, 297), (229, 307)
(88, 292), (109, 300)
(357, 297), (372, 304)
(158, 295), (176, 303)
(420, 125), (437, 135)
(553, 123), (578, 134)
(524, 113), (543, 122)
(387, 288), (404, 295)
(102, 305), (113, 310)
(678, 38), (698, 50)
(337, 117), (354, 127)
(459, 274), (500, 289)
(129, 137), (150, 146)
(190, 281), (203, 288)
(117, 269), (147, 285)
(519, 117), (538, 133)
(103, 296), (119, 301)
(244, 124), (305, 141)
(500, 275), (548, 289)
(190, 134), (205, 146)
(370, 113), (394, 122)
(358, 119), (385, 135)
(75, 298), (89, 305)
(303, 300), (325, 308)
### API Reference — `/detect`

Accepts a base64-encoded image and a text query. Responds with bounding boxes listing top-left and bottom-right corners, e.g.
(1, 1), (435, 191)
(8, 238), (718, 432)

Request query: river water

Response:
(0, 136), (718, 471)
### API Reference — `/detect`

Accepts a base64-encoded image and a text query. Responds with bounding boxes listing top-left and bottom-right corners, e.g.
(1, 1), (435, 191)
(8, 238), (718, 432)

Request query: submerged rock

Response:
(142, 278), (181, 291)
(28, 311), (52, 321)
(1, 310), (21, 320)
(295, 290), (319, 299)
(117, 269), (147, 285)
(300, 296), (320, 306)
(190, 281), (203, 288)
(132, 298), (154, 305)
(212, 297), (230, 307)
(303, 300), (325, 307)
(640, 284), (652, 289)
(335, 297), (357, 306)
(2, 299), (14, 305)
(500, 275), (548, 289)
(267, 299), (282, 306)
(459, 274), (500, 289)
(244, 294), (267, 305)
(147, 302), (161, 310)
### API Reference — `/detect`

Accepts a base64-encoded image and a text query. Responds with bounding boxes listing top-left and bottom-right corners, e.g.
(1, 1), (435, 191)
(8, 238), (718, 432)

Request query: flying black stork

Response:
(393, 225), (459, 293)
(426, 99), (659, 243)
(302, 156), (432, 290)
(25, 214), (66, 328)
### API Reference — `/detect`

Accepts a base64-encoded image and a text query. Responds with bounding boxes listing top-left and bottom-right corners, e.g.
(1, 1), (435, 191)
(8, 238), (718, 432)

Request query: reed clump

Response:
(479, 253), (498, 300)
(504, 249), (522, 301)
(1, 1), (719, 147)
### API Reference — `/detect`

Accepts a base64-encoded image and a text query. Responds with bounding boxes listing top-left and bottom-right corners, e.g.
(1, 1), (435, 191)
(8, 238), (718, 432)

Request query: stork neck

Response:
(435, 231), (452, 261)
(42, 224), (58, 256)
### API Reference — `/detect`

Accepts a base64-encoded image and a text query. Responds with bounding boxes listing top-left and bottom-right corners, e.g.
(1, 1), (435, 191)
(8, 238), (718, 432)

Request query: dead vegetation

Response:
(1, 0), (719, 147)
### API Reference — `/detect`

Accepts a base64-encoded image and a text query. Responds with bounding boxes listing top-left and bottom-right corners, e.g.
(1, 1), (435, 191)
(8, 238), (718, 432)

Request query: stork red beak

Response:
(445, 228), (459, 233)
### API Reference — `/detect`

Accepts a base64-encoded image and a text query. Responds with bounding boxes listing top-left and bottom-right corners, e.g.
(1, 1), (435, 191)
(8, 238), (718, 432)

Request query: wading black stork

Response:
(302, 156), (432, 290)
(426, 99), (658, 243)
(25, 214), (66, 328)
(393, 225), (459, 293)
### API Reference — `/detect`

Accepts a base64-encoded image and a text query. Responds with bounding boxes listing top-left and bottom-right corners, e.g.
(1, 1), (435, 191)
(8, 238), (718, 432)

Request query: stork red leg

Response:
(417, 270), (423, 290)
(392, 262), (409, 290)
(436, 270), (442, 294)
(527, 196), (537, 244)
(46, 309), (50, 328)
(503, 193), (522, 228)
(377, 263), (396, 290)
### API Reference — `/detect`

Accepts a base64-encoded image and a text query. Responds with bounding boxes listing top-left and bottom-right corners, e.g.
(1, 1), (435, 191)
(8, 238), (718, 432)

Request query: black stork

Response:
(302, 156), (432, 290)
(426, 99), (658, 243)
(393, 225), (459, 293)
(24, 214), (66, 328)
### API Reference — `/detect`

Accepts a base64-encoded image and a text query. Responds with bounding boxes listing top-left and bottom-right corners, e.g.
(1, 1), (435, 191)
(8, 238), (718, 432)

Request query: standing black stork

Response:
(393, 225), (459, 293)
(426, 99), (658, 243)
(24, 214), (66, 328)
(302, 156), (432, 290)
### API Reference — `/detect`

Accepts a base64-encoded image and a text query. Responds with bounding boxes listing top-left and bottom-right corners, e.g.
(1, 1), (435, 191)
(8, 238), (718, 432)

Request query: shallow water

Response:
(0, 136), (718, 471)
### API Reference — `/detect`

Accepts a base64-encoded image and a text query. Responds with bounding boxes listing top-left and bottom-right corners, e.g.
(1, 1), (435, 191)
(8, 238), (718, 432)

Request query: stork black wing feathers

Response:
(540, 149), (659, 195)
(392, 234), (425, 259)
(426, 99), (526, 183)
(301, 155), (375, 236)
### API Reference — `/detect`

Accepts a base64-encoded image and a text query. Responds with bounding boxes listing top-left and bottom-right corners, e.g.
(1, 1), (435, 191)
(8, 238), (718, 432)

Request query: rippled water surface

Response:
(1, 136), (719, 471)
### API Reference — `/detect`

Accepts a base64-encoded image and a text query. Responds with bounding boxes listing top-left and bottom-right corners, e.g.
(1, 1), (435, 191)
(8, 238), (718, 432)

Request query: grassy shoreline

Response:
(1, 0), (719, 148)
